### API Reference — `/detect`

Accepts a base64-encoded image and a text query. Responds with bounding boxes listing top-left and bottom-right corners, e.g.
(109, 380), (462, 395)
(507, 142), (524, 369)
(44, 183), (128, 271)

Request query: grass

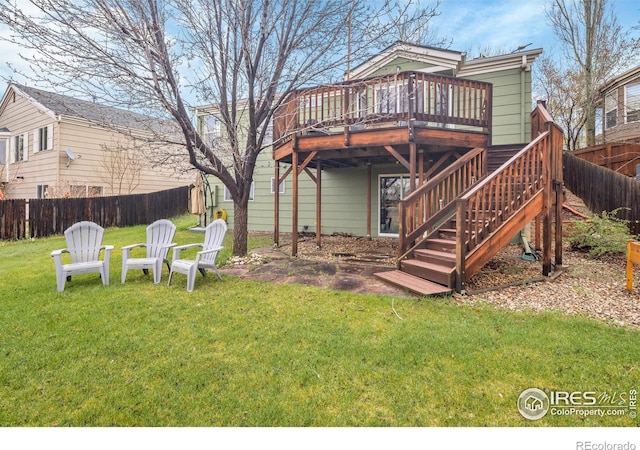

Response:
(0, 215), (639, 426)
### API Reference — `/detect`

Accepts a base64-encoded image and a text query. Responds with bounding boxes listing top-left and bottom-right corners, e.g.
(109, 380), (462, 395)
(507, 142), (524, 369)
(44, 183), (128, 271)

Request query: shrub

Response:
(567, 208), (636, 257)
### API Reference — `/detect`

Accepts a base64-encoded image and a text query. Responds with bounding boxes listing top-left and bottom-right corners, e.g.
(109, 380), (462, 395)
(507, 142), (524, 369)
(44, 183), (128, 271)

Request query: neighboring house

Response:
(197, 42), (542, 237)
(0, 83), (191, 200)
(598, 64), (640, 143)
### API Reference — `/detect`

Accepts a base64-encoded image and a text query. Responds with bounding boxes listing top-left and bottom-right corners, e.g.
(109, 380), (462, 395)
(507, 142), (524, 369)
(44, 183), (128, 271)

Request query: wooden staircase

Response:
(374, 103), (564, 296)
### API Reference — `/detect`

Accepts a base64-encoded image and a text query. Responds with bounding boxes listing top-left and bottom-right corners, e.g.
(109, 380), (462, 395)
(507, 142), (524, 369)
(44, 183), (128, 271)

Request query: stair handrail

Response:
(398, 146), (487, 260)
(454, 130), (550, 288)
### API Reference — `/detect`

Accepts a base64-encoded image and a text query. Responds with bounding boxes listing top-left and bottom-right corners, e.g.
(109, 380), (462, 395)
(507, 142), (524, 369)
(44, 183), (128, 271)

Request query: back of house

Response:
(197, 42), (542, 239)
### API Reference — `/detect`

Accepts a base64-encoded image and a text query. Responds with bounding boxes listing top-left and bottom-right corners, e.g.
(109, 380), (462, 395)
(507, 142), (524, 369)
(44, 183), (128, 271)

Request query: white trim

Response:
(10, 85), (58, 121)
(33, 129), (39, 153)
(378, 173), (416, 237)
(224, 182), (254, 202)
(270, 177), (285, 194)
(458, 49), (542, 77)
(349, 42), (464, 80)
(624, 81), (640, 124)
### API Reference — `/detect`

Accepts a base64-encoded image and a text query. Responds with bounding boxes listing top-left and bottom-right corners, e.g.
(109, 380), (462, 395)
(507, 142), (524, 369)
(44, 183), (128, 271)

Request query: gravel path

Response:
(455, 244), (640, 330)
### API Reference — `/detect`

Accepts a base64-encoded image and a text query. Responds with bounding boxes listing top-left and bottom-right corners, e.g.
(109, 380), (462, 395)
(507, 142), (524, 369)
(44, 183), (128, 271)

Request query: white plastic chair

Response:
(168, 219), (227, 292)
(51, 221), (113, 292)
(121, 219), (176, 284)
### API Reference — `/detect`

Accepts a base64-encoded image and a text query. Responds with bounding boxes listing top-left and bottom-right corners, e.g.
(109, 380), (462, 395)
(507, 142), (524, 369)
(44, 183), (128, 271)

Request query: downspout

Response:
(56, 114), (62, 186)
(520, 55), (526, 143)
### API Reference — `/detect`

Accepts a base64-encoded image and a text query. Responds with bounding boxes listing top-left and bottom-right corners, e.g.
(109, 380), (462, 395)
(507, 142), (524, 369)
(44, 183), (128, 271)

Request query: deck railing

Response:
(457, 133), (546, 251)
(273, 72), (492, 147)
(397, 147), (487, 259)
(455, 104), (564, 289)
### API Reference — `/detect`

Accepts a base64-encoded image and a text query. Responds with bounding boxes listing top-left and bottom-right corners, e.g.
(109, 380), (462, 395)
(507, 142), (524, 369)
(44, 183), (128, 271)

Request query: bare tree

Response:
(0, 0), (441, 255)
(384, 0), (449, 48)
(99, 143), (142, 195)
(547, 0), (640, 146)
(535, 54), (587, 150)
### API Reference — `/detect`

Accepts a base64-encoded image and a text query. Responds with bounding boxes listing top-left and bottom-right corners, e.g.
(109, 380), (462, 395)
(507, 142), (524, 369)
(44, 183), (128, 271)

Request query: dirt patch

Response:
(226, 189), (640, 329)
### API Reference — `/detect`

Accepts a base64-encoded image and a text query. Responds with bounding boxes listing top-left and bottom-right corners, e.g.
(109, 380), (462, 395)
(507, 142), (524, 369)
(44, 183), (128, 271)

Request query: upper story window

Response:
(605, 92), (617, 129)
(13, 133), (28, 162)
(625, 82), (640, 124)
(0, 140), (6, 165)
(34, 124), (53, 152)
(201, 114), (221, 147)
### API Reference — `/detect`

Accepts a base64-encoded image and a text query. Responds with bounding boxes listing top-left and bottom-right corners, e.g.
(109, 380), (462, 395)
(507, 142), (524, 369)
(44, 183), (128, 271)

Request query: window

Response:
(605, 92), (617, 129)
(0, 140), (6, 165)
(625, 82), (640, 124)
(13, 133), (28, 162)
(270, 178), (285, 194)
(88, 186), (103, 197)
(224, 182), (254, 201)
(202, 114), (221, 147)
(34, 124), (53, 152)
(69, 185), (103, 197)
(379, 174), (418, 235)
(375, 85), (398, 114)
(70, 185), (86, 197)
(36, 185), (49, 199)
(262, 119), (273, 146)
(374, 84), (411, 115)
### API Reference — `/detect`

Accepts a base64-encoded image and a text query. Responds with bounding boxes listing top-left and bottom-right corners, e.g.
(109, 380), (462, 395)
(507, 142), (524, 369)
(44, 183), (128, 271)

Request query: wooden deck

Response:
(273, 125), (488, 167)
(272, 70), (492, 167)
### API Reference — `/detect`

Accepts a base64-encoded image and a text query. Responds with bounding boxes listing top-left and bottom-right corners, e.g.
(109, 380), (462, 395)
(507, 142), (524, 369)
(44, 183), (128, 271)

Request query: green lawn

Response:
(0, 215), (638, 426)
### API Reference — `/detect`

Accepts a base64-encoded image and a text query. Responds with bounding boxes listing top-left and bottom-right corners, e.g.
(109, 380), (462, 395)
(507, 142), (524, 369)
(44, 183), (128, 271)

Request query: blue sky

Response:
(433, 0), (640, 57)
(0, 0), (639, 94)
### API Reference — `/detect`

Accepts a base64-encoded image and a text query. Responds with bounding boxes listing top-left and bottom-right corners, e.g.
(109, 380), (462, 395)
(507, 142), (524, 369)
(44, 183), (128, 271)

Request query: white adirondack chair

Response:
(168, 219), (227, 292)
(51, 221), (113, 292)
(121, 219), (177, 284)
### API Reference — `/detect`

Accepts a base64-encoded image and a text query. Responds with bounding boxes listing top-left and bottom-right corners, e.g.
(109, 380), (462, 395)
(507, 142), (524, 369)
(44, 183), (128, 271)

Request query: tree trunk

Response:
(232, 200), (249, 256)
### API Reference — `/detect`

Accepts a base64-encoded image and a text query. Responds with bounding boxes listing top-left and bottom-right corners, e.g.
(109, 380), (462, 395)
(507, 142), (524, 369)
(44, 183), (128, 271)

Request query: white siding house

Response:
(0, 84), (191, 200)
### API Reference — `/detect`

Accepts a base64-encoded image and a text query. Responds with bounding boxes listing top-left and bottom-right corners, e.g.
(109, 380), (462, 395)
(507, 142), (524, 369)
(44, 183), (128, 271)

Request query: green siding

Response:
(467, 68), (532, 145)
(367, 57), (442, 78)
(203, 55), (536, 239)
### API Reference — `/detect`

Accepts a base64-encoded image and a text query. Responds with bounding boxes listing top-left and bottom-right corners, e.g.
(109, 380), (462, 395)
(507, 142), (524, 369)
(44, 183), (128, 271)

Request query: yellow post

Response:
(627, 240), (640, 292)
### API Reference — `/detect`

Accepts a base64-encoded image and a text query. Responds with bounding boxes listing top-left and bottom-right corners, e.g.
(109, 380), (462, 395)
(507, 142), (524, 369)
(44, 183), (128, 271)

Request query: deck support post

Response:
(367, 163), (372, 239)
(409, 142), (417, 192)
(274, 163), (280, 247)
(292, 149), (299, 256)
(316, 160), (322, 249)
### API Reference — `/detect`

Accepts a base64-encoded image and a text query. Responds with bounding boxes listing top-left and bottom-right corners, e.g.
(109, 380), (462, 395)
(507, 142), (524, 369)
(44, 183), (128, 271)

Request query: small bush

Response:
(567, 208), (636, 257)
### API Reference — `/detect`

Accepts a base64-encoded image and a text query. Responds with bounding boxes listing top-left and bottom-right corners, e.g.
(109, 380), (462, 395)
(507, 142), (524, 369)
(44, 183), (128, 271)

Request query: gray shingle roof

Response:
(13, 83), (170, 133)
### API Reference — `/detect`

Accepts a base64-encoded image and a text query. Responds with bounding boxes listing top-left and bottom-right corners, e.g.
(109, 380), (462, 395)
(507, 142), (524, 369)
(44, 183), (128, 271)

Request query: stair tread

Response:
(402, 259), (455, 273)
(374, 270), (452, 296)
(427, 238), (456, 245)
(414, 248), (456, 261)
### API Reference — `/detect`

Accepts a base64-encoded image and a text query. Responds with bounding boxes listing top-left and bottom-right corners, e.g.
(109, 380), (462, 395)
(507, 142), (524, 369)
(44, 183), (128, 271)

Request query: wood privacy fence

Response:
(572, 142), (640, 177)
(564, 152), (640, 235)
(0, 199), (27, 240)
(0, 186), (189, 240)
